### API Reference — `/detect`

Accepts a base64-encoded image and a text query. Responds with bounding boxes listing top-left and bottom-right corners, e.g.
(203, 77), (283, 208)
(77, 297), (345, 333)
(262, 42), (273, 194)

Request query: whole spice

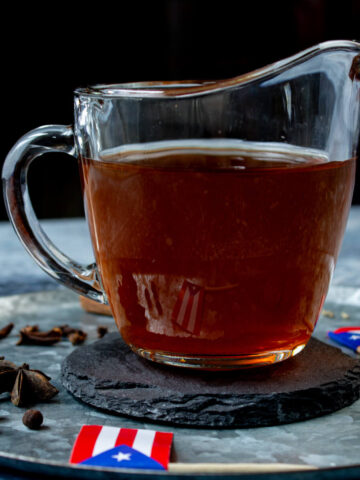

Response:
(97, 326), (108, 338)
(0, 358), (19, 393)
(68, 330), (87, 345)
(58, 324), (77, 337)
(0, 323), (14, 339)
(17, 325), (62, 346)
(0, 357), (58, 407)
(57, 324), (87, 344)
(22, 409), (43, 430)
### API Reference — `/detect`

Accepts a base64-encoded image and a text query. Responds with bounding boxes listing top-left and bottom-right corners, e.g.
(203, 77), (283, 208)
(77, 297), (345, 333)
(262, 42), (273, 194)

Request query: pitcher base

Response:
(131, 344), (306, 370)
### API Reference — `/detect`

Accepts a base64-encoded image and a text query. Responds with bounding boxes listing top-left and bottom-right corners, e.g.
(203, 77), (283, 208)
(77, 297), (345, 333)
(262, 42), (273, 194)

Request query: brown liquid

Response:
(80, 141), (355, 361)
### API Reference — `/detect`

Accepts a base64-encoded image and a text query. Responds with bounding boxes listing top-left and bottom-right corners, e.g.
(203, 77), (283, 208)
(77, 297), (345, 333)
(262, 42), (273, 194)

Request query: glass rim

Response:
(74, 40), (360, 99)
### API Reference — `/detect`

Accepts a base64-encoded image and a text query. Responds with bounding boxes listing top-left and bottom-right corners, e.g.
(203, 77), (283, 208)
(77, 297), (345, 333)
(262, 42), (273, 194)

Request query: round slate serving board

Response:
(61, 334), (360, 428)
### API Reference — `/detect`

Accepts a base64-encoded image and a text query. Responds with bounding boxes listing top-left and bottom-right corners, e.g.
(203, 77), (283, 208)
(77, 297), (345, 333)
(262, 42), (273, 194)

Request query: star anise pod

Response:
(17, 325), (62, 346)
(0, 357), (19, 393)
(0, 358), (58, 407)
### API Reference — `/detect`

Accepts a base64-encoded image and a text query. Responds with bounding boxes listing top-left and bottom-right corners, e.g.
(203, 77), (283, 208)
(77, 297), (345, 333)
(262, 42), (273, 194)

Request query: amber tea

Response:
(80, 140), (355, 367)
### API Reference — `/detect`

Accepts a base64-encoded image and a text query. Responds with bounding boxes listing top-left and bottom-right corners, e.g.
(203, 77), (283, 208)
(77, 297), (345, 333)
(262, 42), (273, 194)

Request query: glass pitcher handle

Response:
(2, 124), (106, 304)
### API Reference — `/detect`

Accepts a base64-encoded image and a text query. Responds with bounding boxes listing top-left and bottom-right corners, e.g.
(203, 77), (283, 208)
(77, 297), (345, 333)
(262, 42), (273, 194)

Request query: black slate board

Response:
(61, 334), (360, 428)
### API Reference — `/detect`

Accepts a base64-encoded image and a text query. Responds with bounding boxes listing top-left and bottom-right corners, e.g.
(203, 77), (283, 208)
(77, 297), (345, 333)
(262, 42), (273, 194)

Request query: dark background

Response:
(1, 0), (359, 220)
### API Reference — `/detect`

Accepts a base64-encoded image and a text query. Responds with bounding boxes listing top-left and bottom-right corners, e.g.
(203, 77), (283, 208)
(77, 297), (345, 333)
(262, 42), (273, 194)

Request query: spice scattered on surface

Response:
(22, 409), (43, 430)
(17, 325), (62, 346)
(0, 357), (58, 407)
(16, 324), (89, 346)
(341, 312), (350, 319)
(56, 324), (87, 344)
(68, 330), (87, 345)
(58, 324), (77, 337)
(0, 357), (18, 393)
(97, 326), (108, 338)
(0, 323), (14, 339)
(322, 310), (335, 318)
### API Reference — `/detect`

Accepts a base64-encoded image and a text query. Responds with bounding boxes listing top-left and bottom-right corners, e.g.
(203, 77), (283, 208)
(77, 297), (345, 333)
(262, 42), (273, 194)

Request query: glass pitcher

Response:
(3, 40), (360, 369)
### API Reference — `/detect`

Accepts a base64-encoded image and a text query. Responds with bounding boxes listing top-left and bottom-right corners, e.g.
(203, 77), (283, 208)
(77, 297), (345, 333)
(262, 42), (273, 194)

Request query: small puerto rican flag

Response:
(172, 280), (204, 334)
(69, 425), (173, 470)
(328, 326), (360, 354)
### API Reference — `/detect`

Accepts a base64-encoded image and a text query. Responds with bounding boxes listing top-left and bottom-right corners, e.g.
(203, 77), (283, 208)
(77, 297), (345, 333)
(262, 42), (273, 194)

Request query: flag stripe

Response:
(171, 283), (187, 322)
(93, 426), (120, 456)
(115, 428), (138, 448)
(334, 327), (360, 334)
(69, 425), (102, 464)
(172, 281), (204, 334)
(195, 288), (204, 334)
(132, 429), (156, 457)
(187, 290), (200, 333)
(151, 431), (174, 468)
(176, 287), (191, 327)
(70, 425), (173, 469)
(182, 290), (195, 331)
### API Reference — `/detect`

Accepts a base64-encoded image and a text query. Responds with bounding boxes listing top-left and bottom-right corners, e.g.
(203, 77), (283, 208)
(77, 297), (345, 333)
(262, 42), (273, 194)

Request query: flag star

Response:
(112, 452), (131, 462)
(350, 335), (360, 340)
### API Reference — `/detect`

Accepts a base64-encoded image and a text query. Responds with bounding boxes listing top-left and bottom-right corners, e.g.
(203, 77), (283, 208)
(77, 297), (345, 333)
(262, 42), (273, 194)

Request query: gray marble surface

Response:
(0, 288), (359, 471)
(0, 211), (360, 473)
(0, 218), (93, 296)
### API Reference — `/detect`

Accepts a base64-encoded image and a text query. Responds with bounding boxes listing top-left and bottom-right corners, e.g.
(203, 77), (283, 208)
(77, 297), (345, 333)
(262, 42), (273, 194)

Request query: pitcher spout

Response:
(207, 39), (360, 162)
(75, 40), (360, 163)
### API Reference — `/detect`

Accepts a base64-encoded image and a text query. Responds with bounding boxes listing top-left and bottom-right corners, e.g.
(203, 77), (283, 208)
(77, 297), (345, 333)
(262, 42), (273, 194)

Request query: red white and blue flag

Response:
(69, 425), (173, 470)
(328, 326), (360, 353)
(172, 280), (204, 334)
